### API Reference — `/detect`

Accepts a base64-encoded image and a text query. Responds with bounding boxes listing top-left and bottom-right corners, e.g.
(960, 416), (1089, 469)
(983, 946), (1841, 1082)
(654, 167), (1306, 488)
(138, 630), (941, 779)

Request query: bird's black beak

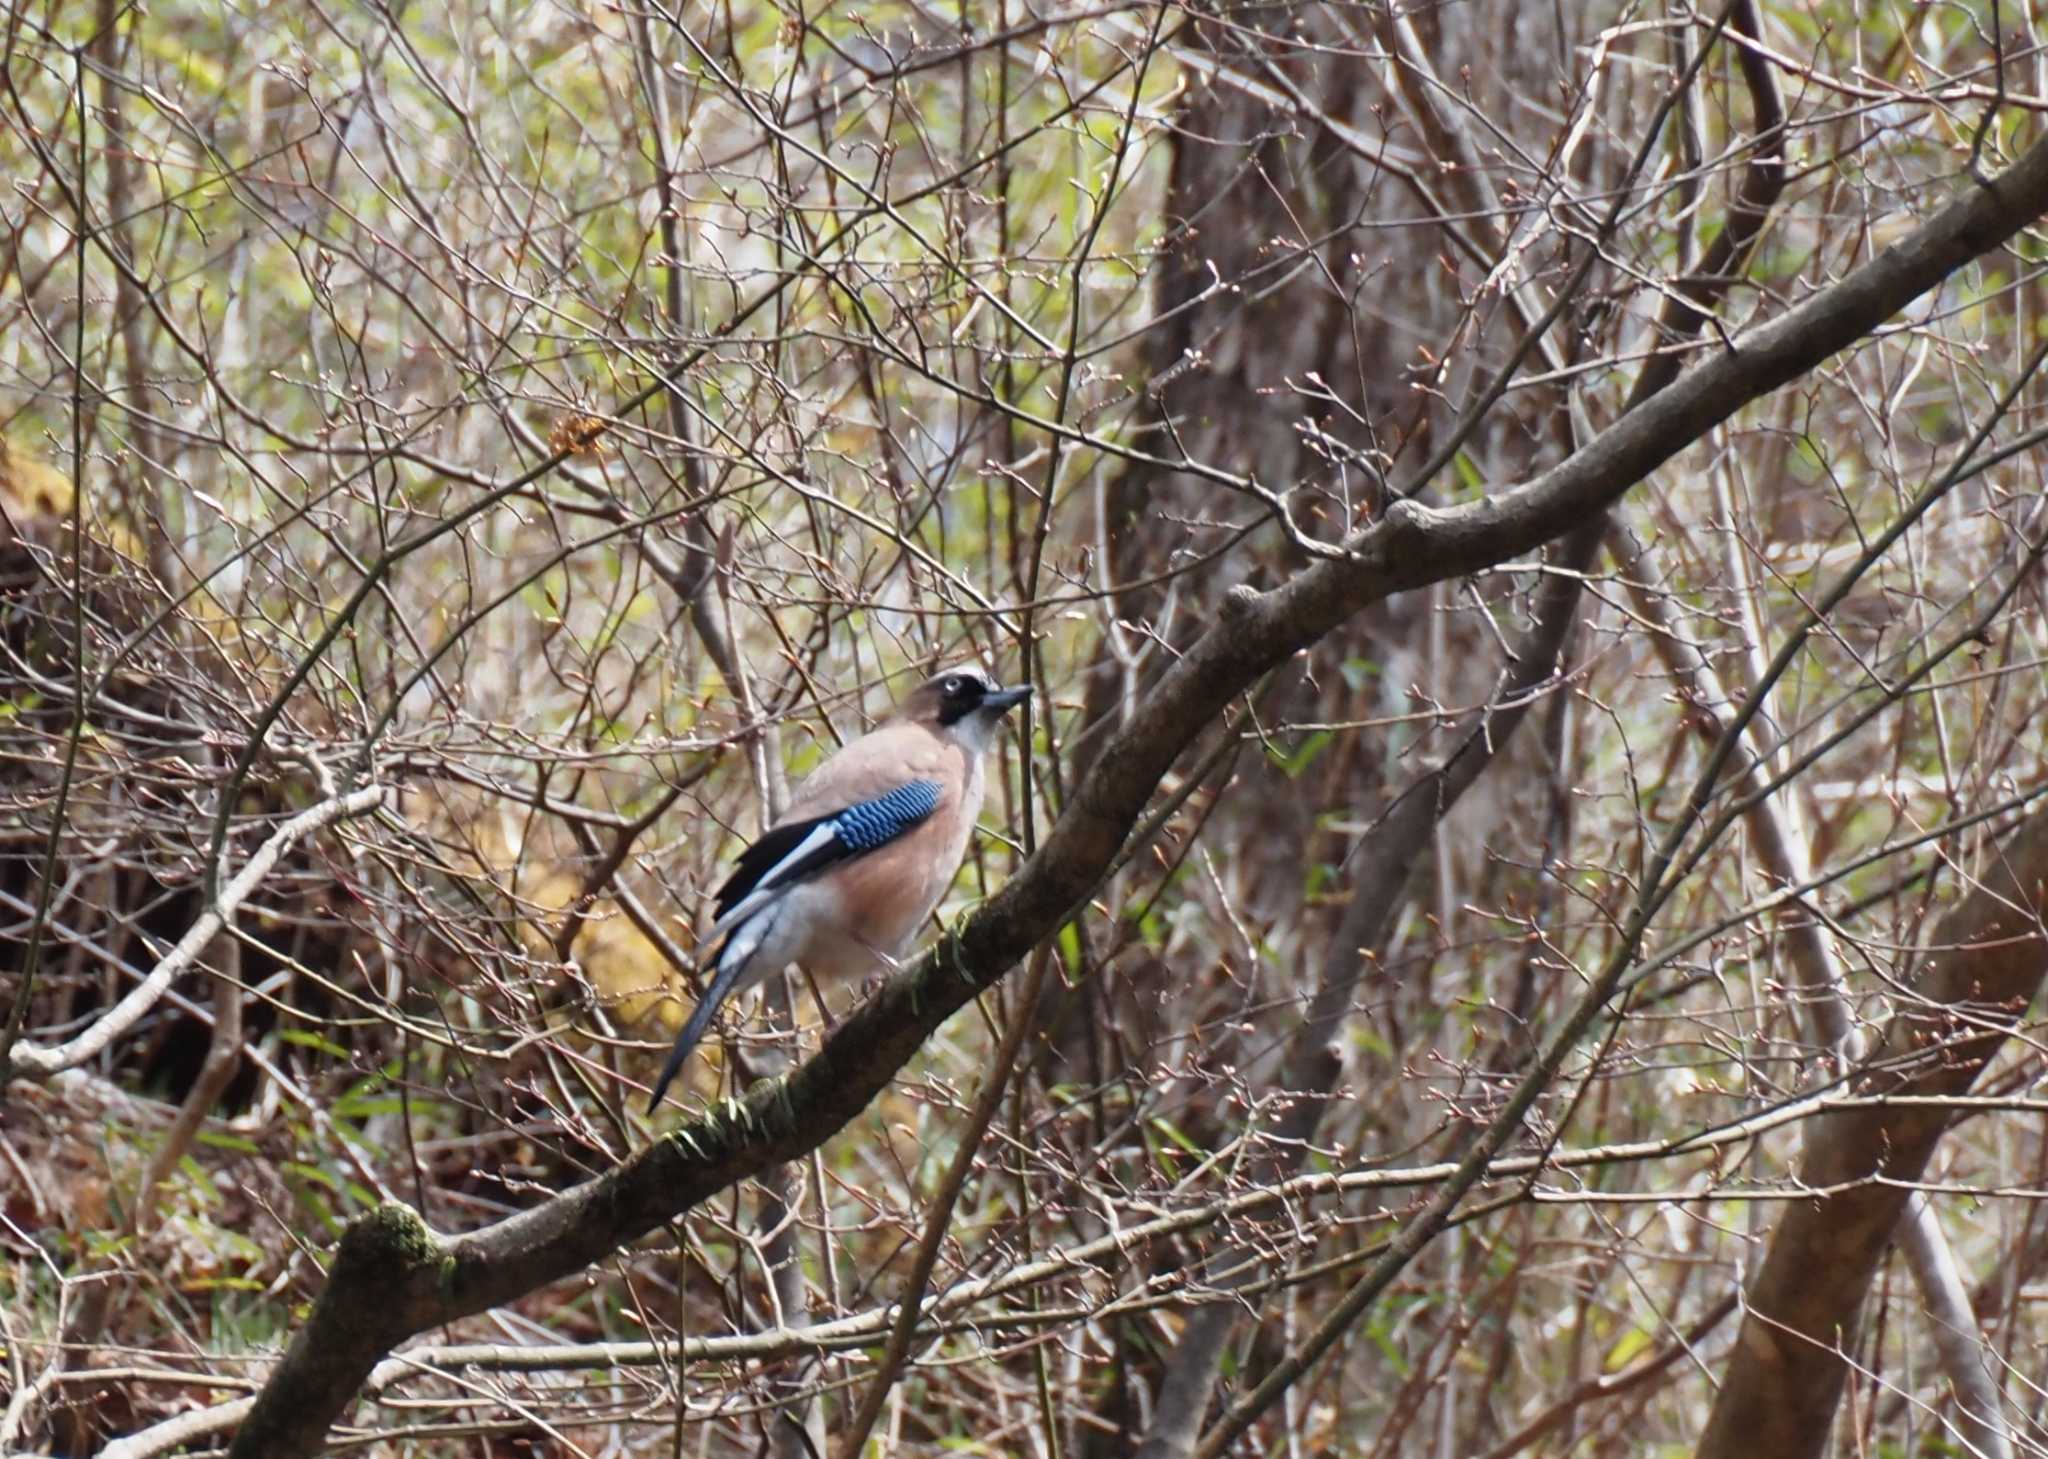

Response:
(985, 685), (1032, 713)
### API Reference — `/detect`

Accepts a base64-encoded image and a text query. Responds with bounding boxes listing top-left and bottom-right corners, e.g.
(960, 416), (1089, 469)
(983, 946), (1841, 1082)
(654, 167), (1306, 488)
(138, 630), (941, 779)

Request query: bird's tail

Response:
(645, 908), (775, 1112)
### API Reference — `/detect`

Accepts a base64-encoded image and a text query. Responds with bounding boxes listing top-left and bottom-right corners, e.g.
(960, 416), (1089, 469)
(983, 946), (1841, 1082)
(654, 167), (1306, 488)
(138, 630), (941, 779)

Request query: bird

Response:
(647, 666), (1031, 1110)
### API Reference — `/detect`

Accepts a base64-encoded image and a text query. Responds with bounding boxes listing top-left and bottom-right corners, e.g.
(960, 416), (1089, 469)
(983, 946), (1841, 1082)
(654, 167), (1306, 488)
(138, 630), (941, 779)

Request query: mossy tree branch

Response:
(224, 133), (2048, 1459)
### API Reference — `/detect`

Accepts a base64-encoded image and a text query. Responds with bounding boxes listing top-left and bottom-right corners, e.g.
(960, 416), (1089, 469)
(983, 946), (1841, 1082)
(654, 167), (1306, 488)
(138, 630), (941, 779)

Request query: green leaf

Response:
(1603, 1324), (1653, 1372)
(1266, 729), (1333, 779)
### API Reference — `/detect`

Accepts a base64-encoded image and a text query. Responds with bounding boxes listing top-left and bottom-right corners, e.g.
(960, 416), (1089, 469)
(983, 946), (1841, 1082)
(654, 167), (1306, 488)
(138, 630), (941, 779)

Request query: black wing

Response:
(713, 813), (841, 920)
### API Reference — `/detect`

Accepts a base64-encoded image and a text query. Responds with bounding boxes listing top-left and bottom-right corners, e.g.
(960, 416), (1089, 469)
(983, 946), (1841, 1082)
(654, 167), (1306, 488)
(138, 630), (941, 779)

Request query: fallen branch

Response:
(4, 783), (388, 1080)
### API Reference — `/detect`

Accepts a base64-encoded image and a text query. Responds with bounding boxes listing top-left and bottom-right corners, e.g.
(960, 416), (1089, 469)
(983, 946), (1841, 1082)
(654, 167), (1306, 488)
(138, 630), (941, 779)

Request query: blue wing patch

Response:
(832, 780), (942, 851)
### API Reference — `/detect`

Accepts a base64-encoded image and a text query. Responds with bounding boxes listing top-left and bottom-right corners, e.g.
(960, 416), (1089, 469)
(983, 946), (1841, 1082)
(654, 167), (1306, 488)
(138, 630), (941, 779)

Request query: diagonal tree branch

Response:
(1135, 6), (1789, 1445)
(218, 130), (2048, 1459)
(1611, 515), (2018, 1459)
(5, 784), (388, 1079)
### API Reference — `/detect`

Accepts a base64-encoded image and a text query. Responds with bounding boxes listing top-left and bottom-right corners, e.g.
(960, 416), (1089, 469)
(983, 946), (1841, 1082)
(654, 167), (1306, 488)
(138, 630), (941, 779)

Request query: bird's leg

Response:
(856, 943), (906, 1001)
(798, 963), (841, 1041)
(734, 969), (802, 1079)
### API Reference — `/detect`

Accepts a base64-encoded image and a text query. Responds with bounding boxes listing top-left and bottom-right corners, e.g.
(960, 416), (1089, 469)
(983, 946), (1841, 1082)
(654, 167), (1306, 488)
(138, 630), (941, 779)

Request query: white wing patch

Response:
(703, 819), (841, 944)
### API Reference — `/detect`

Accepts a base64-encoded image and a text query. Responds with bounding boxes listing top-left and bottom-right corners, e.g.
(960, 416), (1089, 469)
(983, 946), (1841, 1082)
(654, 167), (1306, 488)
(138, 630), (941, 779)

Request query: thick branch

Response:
(222, 134), (2048, 1459)
(1614, 522), (2014, 1458)
(1694, 810), (2048, 1459)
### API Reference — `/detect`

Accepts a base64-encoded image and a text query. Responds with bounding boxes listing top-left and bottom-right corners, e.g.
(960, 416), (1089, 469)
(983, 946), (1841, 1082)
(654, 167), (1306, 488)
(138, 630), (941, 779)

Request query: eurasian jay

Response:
(647, 666), (1031, 1109)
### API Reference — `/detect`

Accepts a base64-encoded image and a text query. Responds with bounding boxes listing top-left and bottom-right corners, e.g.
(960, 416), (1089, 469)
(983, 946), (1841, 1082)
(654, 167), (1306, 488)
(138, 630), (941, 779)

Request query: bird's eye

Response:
(944, 677), (963, 695)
